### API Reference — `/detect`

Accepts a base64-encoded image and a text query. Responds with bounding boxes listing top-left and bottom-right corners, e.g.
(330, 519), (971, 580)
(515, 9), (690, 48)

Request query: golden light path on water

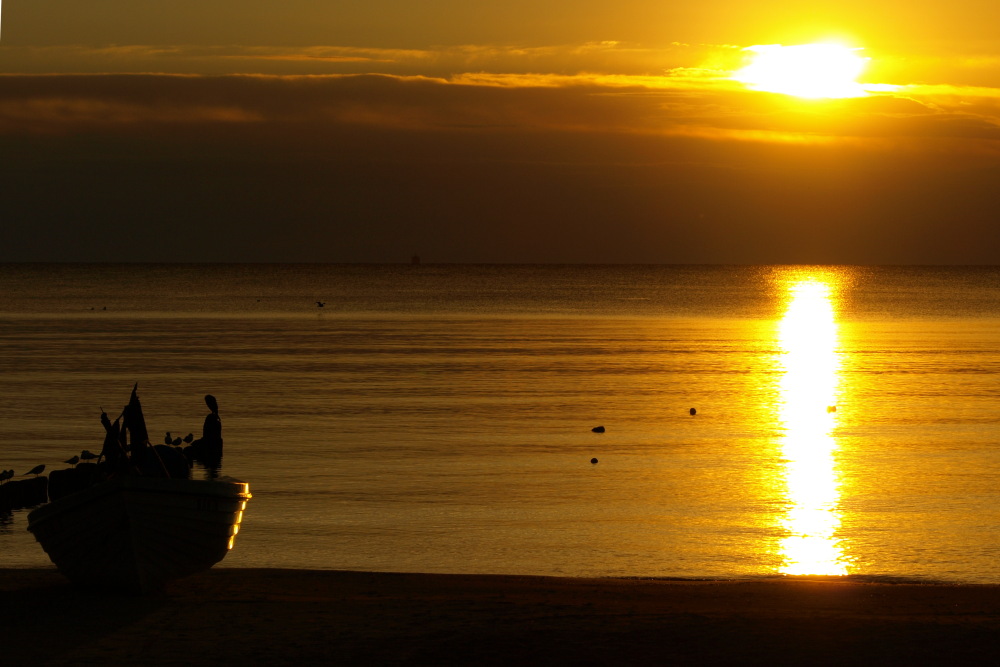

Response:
(776, 278), (847, 576)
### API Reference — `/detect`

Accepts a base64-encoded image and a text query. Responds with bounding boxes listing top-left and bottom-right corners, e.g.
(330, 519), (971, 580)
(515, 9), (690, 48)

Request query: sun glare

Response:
(776, 278), (847, 576)
(735, 43), (869, 99)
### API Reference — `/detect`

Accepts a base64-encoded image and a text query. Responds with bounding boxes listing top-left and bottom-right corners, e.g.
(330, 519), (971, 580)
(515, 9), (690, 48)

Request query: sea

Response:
(2, 264), (1000, 584)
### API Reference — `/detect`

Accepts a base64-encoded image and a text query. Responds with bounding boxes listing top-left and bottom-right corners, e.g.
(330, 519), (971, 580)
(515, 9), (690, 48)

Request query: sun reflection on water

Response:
(777, 278), (846, 576)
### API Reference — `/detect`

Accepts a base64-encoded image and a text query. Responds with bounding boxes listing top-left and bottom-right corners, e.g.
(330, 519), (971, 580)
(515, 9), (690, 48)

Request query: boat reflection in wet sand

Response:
(25, 384), (251, 594)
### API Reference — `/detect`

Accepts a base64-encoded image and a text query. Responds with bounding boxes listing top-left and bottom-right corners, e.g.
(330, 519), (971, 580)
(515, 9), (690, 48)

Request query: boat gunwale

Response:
(27, 474), (251, 531)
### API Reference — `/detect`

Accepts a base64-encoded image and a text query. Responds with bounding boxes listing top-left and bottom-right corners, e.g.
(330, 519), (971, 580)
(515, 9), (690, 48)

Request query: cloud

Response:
(3, 71), (1000, 263)
(0, 41), (738, 77)
(5, 37), (1000, 145)
(2, 70), (1000, 152)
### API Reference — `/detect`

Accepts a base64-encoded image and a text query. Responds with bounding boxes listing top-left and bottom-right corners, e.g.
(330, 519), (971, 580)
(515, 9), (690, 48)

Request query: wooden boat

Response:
(27, 473), (251, 593)
(23, 384), (250, 593)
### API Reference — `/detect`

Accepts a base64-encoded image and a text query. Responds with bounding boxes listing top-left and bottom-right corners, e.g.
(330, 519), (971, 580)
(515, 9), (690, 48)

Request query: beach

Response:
(3, 569), (1000, 665)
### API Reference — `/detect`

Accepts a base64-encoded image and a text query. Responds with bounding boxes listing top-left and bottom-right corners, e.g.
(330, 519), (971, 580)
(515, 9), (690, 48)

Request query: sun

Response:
(734, 43), (869, 99)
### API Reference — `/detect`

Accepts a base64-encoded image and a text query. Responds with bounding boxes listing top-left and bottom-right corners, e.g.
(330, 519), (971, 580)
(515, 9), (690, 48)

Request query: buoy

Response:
(590, 458), (598, 464)
(689, 408), (697, 416)
(827, 405), (837, 413)
(591, 426), (605, 433)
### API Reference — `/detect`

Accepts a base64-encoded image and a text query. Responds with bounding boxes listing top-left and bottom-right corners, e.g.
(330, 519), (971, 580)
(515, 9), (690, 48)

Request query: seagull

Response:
(64, 455), (80, 466)
(183, 433), (194, 443)
(172, 437), (182, 446)
(316, 301), (325, 308)
(24, 464), (45, 477)
(80, 450), (98, 462)
(164, 432), (173, 445)
(0, 470), (12, 483)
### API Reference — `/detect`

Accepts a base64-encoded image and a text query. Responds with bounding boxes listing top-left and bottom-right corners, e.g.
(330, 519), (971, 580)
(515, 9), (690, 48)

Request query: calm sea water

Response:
(2, 264), (1000, 583)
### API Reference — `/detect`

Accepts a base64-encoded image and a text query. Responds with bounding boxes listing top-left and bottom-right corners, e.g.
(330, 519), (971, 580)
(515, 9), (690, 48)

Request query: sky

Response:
(2, 1), (1000, 263)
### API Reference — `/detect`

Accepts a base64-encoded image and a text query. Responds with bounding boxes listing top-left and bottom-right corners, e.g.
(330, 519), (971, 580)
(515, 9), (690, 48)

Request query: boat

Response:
(23, 384), (251, 593)
(28, 474), (250, 593)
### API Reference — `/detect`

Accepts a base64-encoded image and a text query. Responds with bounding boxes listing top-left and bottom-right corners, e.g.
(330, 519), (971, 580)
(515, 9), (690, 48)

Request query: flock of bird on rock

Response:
(1, 385), (224, 514)
(1, 443), (177, 513)
(0, 450), (106, 489)
(165, 432), (195, 447)
(0, 464), (53, 512)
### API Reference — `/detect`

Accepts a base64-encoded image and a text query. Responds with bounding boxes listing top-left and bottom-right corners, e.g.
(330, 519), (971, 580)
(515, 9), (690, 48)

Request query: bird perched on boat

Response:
(0, 470), (13, 483)
(165, 432), (173, 445)
(64, 455), (80, 466)
(316, 301), (325, 307)
(24, 464), (45, 477)
(183, 433), (194, 443)
(80, 450), (98, 462)
(172, 437), (183, 446)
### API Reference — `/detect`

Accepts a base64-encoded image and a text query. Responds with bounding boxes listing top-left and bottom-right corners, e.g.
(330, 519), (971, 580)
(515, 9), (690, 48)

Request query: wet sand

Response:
(3, 568), (1000, 665)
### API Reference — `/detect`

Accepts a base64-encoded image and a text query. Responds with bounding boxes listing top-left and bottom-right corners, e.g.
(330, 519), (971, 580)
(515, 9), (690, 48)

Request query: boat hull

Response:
(27, 475), (251, 593)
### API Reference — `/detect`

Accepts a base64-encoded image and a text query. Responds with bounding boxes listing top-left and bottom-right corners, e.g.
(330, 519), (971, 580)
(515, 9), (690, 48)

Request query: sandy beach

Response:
(3, 569), (1000, 665)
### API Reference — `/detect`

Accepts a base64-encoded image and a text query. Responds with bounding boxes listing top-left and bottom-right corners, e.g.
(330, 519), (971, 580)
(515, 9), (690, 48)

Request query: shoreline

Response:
(4, 568), (1000, 665)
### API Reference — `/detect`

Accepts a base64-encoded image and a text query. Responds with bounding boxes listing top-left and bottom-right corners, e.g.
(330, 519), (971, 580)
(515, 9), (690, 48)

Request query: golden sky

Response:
(2, 1), (1000, 262)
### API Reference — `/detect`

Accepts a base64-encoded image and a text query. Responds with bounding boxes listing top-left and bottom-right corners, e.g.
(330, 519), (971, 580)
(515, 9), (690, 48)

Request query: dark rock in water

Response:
(591, 426), (605, 433)
(136, 445), (192, 479)
(689, 408), (697, 416)
(49, 467), (81, 501)
(591, 458), (598, 464)
(158, 445), (192, 479)
(48, 463), (101, 501)
(189, 439), (223, 477)
(4, 476), (48, 510)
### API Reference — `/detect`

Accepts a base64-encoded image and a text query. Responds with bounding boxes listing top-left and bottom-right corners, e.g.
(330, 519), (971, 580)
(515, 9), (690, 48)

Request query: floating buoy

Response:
(689, 408), (697, 416)
(591, 426), (605, 433)
(591, 458), (598, 464)
(827, 405), (837, 413)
